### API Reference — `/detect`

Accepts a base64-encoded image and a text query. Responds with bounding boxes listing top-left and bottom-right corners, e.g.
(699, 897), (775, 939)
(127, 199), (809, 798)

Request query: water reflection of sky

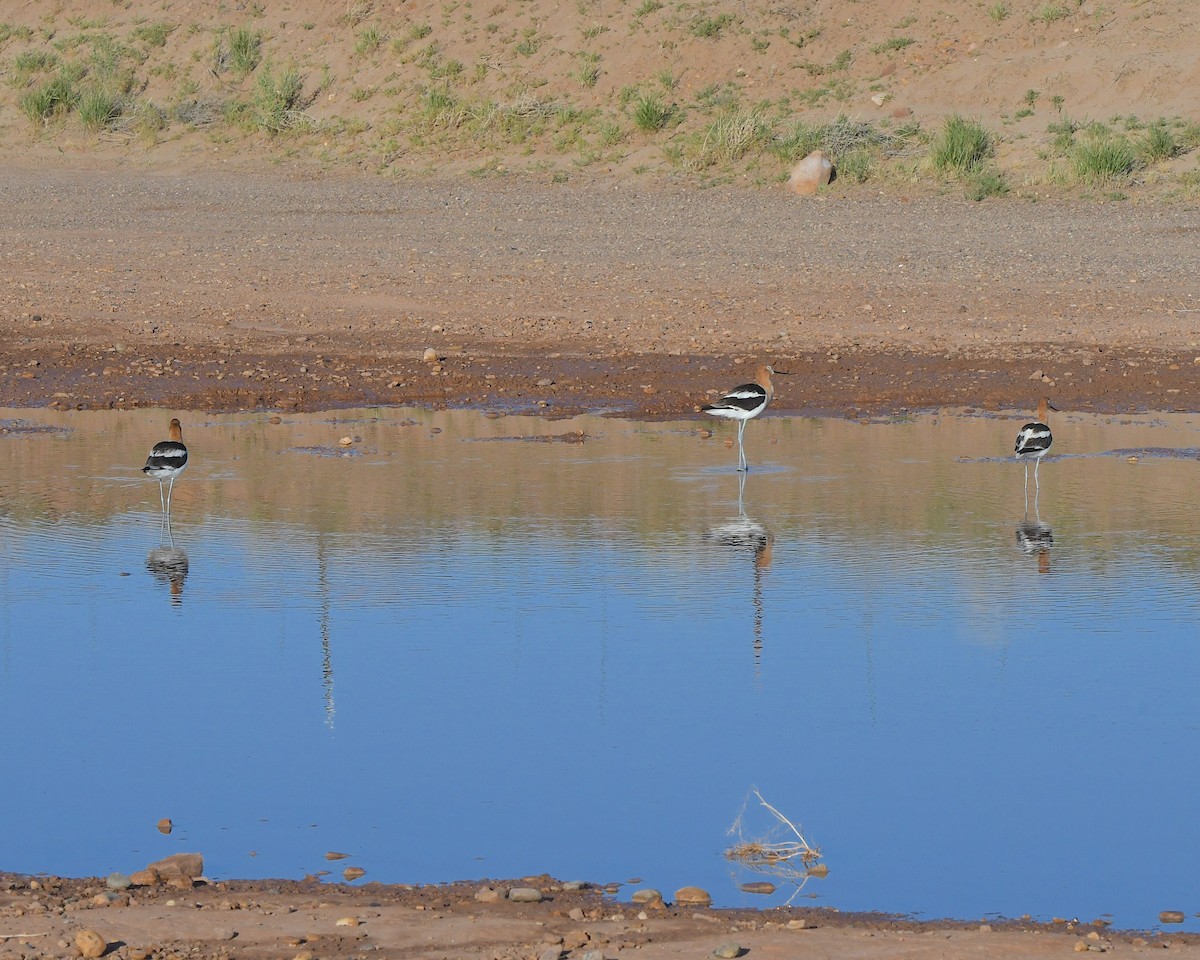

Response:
(0, 408), (1198, 931)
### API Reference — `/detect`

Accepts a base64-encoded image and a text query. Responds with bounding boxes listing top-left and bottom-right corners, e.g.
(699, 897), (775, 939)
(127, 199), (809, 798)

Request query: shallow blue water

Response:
(1, 407), (1198, 931)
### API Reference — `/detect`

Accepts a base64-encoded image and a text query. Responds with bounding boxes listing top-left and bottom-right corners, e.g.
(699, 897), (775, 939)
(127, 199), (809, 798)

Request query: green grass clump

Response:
(20, 70), (80, 123)
(226, 27), (262, 75)
(689, 14), (734, 38)
(574, 53), (600, 88)
(871, 36), (914, 54)
(963, 167), (1009, 200)
(254, 63), (305, 132)
(1138, 121), (1178, 164)
(685, 108), (770, 168)
(1070, 128), (1136, 182)
(632, 93), (673, 132)
(131, 21), (174, 48)
(11, 49), (59, 86)
(1032, 3), (1069, 23)
(355, 25), (386, 55)
(930, 114), (993, 173)
(77, 86), (122, 130)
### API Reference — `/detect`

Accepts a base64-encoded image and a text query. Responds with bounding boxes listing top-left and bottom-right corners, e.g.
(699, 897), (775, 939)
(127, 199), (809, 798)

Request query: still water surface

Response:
(1, 406), (1198, 930)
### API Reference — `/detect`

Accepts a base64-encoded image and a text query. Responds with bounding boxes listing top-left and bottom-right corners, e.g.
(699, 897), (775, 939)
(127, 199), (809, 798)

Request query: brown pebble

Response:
(324, 851), (350, 861)
(1159, 910), (1185, 924)
(268, 416), (282, 424)
(343, 866), (366, 881)
(156, 818), (173, 835)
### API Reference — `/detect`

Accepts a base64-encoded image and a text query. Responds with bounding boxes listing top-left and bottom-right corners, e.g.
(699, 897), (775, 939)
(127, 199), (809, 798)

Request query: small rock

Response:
(422, 348), (440, 363)
(338, 436), (354, 446)
(1074, 941), (1089, 953)
(630, 889), (663, 904)
(335, 917), (360, 927)
(475, 886), (504, 903)
(127, 948), (150, 960)
(129, 869), (159, 887)
(324, 851), (350, 861)
(740, 881), (774, 895)
(1028, 369), (1045, 380)
(1159, 911), (1185, 924)
(568, 907), (585, 921)
(713, 943), (744, 958)
(979, 924), (993, 933)
(674, 886), (712, 906)
(106, 872), (132, 891)
(342, 866), (366, 882)
(75, 930), (106, 959)
(786, 150), (833, 196)
(787, 919), (808, 930)
(156, 818), (173, 835)
(145, 852), (203, 880)
(561, 880), (587, 891)
(509, 887), (544, 903)
(213, 928), (237, 941)
(539, 948), (563, 960)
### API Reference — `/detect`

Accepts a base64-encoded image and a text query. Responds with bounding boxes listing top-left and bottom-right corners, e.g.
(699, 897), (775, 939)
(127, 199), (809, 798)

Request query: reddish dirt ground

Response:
(3, 872), (1199, 960)
(2, 163), (1199, 422)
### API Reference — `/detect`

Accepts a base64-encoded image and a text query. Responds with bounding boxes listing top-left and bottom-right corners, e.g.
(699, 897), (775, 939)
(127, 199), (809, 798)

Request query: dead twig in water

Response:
(725, 787), (825, 904)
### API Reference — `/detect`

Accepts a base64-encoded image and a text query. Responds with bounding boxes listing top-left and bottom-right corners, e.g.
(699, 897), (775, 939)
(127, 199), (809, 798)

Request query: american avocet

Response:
(1014, 396), (1056, 499)
(142, 418), (188, 515)
(702, 364), (779, 471)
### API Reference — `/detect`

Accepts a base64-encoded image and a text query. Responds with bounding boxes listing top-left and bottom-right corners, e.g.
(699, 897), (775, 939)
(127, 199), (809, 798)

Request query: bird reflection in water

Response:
(1015, 506), (1053, 575)
(146, 513), (189, 605)
(706, 472), (775, 671)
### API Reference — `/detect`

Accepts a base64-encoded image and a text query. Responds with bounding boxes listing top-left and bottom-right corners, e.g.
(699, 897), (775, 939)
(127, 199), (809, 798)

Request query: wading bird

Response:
(142, 418), (188, 516)
(1015, 397), (1055, 500)
(703, 364), (780, 471)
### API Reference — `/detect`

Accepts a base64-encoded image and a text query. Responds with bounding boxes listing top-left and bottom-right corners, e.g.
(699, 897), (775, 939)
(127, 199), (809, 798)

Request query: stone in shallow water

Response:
(674, 886), (712, 906)
(630, 888), (663, 904)
(509, 887), (544, 903)
(739, 881), (774, 895)
(1159, 911), (1185, 924)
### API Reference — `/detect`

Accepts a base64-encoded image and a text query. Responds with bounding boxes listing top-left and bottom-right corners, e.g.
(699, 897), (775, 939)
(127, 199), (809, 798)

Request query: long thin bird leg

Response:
(159, 479), (166, 514)
(737, 420), (747, 472)
(166, 476), (175, 516)
(1034, 457), (1041, 496)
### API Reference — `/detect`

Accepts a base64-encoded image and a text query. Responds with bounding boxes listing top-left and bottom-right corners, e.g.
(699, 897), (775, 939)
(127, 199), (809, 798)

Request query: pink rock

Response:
(787, 150), (833, 195)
